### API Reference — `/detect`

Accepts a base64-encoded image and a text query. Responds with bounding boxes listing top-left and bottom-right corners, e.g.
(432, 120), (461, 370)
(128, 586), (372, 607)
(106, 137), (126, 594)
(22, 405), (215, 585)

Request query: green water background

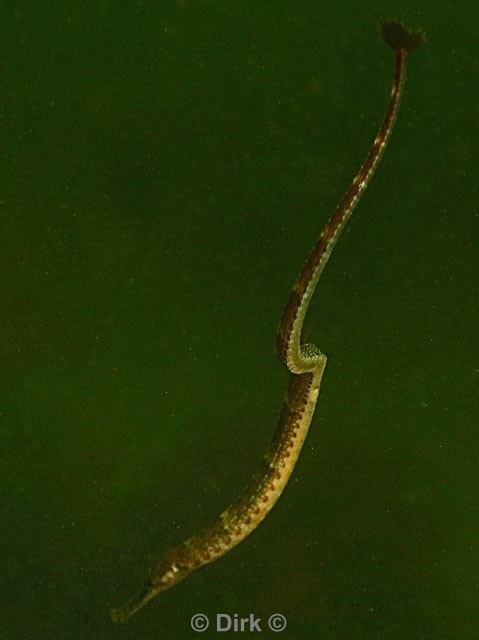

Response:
(1, 1), (478, 638)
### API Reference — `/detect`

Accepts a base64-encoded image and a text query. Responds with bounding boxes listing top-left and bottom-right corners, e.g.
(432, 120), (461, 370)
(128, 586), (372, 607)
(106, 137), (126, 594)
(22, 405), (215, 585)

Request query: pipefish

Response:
(111, 20), (424, 622)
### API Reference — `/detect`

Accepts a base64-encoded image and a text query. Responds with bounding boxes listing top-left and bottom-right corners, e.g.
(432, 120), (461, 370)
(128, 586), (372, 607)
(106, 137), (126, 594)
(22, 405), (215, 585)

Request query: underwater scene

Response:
(2, 1), (478, 638)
